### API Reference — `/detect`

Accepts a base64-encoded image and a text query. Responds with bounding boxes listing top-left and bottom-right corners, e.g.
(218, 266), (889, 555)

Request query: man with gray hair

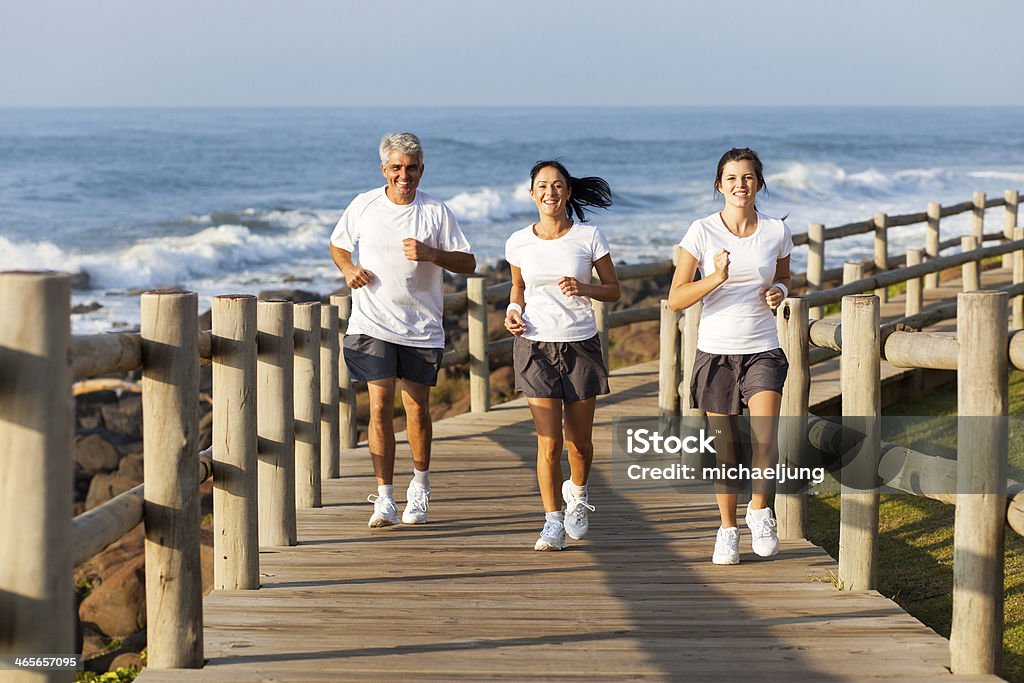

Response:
(330, 132), (475, 528)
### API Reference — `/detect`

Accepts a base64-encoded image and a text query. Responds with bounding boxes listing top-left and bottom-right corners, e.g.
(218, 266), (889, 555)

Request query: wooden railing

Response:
(0, 188), (1020, 679)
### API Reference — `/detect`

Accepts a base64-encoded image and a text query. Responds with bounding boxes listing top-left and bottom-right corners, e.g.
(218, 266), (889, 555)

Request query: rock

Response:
(72, 301), (103, 314)
(198, 410), (213, 450)
(100, 395), (142, 439)
(116, 453), (144, 481)
(74, 434), (120, 475)
(86, 473), (141, 510)
(79, 555), (146, 638)
(70, 271), (91, 290)
(92, 525), (143, 577)
(108, 652), (144, 671)
(489, 366), (516, 402)
(258, 289), (320, 303)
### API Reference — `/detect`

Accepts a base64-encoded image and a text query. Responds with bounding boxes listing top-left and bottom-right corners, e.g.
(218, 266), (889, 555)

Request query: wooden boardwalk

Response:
(139, 352), (1003, 681)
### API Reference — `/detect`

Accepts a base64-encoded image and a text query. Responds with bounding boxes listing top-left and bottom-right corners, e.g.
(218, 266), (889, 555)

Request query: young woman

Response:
(668, 148), (792, 565)
(504, 160), (621, 551)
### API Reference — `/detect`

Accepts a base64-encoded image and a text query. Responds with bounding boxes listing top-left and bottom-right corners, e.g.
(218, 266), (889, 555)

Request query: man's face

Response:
(381, 151), (423, 205)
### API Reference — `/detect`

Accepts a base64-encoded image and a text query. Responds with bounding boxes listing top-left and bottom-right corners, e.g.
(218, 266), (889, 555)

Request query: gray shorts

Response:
(689, 348), (788, 415)
(343, 334), (444, 386)
(513, 334), (610, 402)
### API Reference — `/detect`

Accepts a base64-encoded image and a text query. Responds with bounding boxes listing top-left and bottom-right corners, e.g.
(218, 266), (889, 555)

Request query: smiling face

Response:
(529, 165), (571, 221)
(717, 159), (762, 210)
(381, 150), (423, 205)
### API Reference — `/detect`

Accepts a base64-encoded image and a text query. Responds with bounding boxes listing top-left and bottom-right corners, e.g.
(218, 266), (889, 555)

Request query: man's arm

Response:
(330, 243), (374, 288)
(402, 239), (476, 274)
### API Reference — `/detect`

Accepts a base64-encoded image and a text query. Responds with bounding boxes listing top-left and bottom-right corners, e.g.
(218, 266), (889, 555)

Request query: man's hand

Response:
(403, 238), (437, 262)
(342, 265), (374, 289)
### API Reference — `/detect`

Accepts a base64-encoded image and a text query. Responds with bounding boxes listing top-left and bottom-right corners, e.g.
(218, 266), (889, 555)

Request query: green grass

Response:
(806, 369), (1024, 681)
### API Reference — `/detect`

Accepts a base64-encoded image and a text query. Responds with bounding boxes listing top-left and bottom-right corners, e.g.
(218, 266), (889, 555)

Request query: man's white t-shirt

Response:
(330, 187), (472, 348)
(505, 223), (611, 342)
(679, 211), (793, 355)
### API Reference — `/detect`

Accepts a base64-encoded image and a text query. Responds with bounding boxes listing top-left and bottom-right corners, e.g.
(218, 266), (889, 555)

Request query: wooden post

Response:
(141, 289), (203, 668)
(211, 295), (259, 591)
(843, 261), (865, 289)
(807, 223), (825, 319)
(1003, 190), (1018, 269)
(1014, 228), (1024, 330)
(905, 249), (923, 317)
(839, 294), (880, 592)
(594, 300), (610, 368)
(777, 297), (810, 540)
(681, 302), (702, 418)
(320, 305), (340, 480)
(0, 272), (74, 682)
(950, 291), (1007, 675)
(972, 191), (986, 242)
(257, 300), (296, 546)
(874, 213), (888, 303)
(962, 235), (980, 291)
(293, 302), (321, 509)
(925, 202), (941, 289)
(658, 299), (681, 417)
(467, 276), (490, 413)
(330, 293), (357, 450)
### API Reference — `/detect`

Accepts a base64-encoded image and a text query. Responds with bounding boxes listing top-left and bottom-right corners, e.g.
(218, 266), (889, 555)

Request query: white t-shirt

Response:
(330, 187), (472, 348)
(505, 223), (611, 342)
(679, 211), (793, 354)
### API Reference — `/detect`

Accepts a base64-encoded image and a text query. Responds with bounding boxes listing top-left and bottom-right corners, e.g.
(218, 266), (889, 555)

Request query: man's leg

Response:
(367, 378), (398, 485)
(400, 379), (432, 473)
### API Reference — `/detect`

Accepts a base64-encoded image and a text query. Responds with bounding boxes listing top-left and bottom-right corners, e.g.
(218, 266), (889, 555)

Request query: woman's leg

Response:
(563, 397), (597, 486)
(746, 390), (782, 511)
(527, 397), (564, 512)
(705, 411), (740, 528)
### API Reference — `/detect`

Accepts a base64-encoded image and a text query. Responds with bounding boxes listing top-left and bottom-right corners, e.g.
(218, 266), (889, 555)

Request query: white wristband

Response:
(772, 282), (789, 299)
(506, 302), (523, 316)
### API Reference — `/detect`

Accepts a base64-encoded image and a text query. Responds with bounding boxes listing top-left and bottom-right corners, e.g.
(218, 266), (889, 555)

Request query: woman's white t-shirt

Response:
(505, 223), (611, 342)
(679, 211), (793, 354)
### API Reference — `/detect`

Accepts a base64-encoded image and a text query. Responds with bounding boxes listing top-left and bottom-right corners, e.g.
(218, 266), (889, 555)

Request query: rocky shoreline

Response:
(71, 260), (672, 674)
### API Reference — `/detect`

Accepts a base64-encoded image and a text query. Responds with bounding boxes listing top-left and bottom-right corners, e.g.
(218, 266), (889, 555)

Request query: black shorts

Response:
(689, 348), (789, 415)
(342, 334), (444, 387)
(513, 334), (610, 402)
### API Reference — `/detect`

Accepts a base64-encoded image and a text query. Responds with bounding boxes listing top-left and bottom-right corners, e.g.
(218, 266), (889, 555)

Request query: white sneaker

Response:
(402, 482), (430, 524)
(745, 506), (779, 557)
(562, 479), (595, 540)
(712, 526), (740, 565)
(367, 494), (399, 528)
(534, 519), (566, 551)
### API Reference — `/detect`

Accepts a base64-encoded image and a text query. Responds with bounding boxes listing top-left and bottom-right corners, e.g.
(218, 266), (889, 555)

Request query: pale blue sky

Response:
(1, 0), (1021, 107)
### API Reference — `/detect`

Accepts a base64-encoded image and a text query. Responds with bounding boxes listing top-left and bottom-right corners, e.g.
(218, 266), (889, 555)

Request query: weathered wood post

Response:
(962, 236), (980, 291)
(874, 213), (889, 302)
(211, 294), (259, 591)
(905, 248), (923, 317)
(658, 299), (681, 418)
(257, 300), (296, 546)
(807, 223), (825, 319)
(1014, 228), (1024, 330)
(972, 191), (986, 242)
(681, 302), (702, 418)
(950, 291), (1007, 675)
(467, 275), (490, 413)
(141, 289), (203, 668)
(1003, 190), (1018, 269)
(843, 261), (865, 289)
(839, 294), (880, 592)
(0, 272), (74, 683)
(330, 292), (357, 450)
(320, 305), (340, 480)
(925, 202), (941, 289)
(594, 300), (610, 368)
(294, 302), (321, 508)
(777, 297), (810, 540)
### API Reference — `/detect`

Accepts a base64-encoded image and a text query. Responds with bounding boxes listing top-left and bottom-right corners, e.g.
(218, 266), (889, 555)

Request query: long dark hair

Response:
(530, 159), (612, 222)
(713, 147), (768, 197)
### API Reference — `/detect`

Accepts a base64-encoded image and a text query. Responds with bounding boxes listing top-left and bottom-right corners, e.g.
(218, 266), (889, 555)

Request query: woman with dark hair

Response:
(504, 160), (621, 551)
(668, 147), (793, 564)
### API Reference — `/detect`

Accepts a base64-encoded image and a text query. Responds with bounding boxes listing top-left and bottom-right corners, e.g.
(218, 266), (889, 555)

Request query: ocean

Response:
(1, 107), (1023, 333)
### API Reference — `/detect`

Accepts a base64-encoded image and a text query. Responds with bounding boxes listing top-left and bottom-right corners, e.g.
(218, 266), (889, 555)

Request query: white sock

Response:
(412, 468), (430, 490)
(569, 480), (587, 498)
(378, 484), (394, 499)
(545, 511), (564, 524)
